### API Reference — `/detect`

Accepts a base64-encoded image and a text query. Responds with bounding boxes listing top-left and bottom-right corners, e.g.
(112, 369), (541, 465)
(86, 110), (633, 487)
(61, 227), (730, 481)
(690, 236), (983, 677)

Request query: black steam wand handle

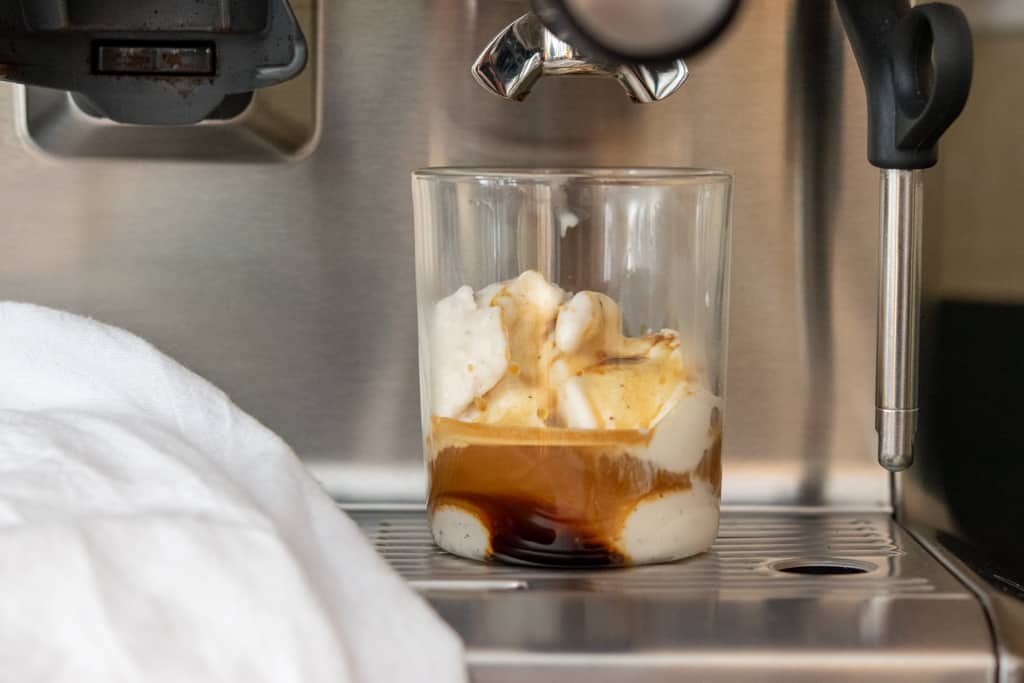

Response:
(836, 0), (973, 170)
(836, 0), (973, 472)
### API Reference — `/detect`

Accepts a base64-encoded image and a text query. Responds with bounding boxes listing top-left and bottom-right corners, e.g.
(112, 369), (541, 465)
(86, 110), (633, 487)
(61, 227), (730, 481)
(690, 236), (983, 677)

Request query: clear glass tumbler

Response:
(412, 168), (732, 567)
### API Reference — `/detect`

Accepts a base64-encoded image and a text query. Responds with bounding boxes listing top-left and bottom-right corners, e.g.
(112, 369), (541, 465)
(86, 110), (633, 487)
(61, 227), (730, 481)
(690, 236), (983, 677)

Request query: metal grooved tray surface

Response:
(350, 509), (997, 682)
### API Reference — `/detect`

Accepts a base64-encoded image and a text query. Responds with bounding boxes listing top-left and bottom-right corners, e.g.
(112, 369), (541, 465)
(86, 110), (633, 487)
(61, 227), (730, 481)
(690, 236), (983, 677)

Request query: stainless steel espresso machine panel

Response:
(0, 0), (896, 508)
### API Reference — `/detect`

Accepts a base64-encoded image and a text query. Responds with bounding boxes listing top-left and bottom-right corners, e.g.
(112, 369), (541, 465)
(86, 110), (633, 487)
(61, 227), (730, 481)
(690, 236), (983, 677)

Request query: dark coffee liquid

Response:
(428, 417), (722, 567)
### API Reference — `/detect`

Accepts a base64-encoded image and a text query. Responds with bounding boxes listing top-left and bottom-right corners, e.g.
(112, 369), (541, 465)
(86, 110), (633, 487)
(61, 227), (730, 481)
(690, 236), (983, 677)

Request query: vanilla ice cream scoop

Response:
(460, 271), (567, 427)
(431, 271), (695, 433)
(430, 285), (508, 418)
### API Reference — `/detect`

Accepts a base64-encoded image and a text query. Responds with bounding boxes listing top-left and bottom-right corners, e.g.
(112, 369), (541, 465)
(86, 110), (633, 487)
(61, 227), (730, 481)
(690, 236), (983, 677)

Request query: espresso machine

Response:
(0, 0), (1020, 681)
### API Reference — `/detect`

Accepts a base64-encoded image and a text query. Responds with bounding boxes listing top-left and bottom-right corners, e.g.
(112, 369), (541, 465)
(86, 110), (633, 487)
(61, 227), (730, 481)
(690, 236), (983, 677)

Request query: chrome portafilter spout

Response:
(472, 13), (688, 103)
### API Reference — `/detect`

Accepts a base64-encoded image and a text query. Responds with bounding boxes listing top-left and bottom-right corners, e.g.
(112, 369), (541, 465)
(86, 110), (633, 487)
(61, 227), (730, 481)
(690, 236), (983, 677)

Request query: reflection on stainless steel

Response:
(786, 0), (844, 504)
(354, 508), (995, 682)
(471, 13), (687, 102)
(876, 169), (922, 472)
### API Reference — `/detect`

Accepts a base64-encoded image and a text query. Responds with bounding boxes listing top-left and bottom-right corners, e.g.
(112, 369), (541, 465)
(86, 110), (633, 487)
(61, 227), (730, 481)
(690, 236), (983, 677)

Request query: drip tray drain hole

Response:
(770, 558), (876, 575)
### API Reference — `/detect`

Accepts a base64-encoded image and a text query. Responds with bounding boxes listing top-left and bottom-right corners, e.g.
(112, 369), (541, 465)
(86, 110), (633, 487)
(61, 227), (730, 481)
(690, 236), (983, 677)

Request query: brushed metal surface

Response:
(0, 0), (885, 507)
(352, 509), (995, 682)
(876, 169), (922, 471)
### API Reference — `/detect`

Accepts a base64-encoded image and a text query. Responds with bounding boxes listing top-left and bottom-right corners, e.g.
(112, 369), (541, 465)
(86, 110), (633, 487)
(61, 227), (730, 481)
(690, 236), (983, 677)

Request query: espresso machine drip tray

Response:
(349, 508), (995, 682)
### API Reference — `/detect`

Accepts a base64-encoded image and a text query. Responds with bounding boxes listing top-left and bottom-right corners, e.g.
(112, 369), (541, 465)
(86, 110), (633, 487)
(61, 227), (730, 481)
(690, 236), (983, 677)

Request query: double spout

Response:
(472, 13), (688, 103)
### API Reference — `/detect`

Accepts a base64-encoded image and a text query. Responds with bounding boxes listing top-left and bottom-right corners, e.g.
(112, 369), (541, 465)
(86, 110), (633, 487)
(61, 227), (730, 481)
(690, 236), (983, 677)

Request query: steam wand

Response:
(837, 0), (972, 471)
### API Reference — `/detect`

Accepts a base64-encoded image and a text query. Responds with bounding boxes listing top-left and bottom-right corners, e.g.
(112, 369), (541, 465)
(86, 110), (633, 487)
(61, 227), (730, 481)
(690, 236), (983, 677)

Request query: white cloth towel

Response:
(0, 302), (466, 683)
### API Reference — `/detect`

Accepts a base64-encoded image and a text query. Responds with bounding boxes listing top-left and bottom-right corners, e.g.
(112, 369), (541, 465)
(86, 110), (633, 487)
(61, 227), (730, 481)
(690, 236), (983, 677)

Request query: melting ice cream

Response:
(427, 270), (721, 566)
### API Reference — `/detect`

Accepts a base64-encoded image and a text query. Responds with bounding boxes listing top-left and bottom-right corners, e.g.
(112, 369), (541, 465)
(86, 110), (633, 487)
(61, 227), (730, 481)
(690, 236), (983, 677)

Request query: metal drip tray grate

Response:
(356, 511), (929, 596)
(349, 509), (996, 682)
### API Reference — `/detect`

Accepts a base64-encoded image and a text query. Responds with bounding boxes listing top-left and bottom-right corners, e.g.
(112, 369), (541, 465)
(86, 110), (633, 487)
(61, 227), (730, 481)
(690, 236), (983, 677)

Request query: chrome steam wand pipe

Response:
(837, 0), (972, 472)
(876, 169), (922, 471)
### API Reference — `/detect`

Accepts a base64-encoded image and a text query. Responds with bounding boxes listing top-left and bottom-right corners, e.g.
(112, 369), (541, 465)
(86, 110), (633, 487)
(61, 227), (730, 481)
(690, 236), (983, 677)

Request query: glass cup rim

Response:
(412, 166), (733, 184)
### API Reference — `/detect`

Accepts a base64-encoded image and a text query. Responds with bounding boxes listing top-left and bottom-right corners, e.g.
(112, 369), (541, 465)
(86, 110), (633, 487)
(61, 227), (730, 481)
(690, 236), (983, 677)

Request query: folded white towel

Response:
(0, 302), (466, 683)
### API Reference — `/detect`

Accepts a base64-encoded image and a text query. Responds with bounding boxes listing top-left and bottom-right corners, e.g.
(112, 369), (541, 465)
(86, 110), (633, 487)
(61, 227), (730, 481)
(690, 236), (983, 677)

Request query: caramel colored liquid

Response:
(428, 417), (722, 567)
